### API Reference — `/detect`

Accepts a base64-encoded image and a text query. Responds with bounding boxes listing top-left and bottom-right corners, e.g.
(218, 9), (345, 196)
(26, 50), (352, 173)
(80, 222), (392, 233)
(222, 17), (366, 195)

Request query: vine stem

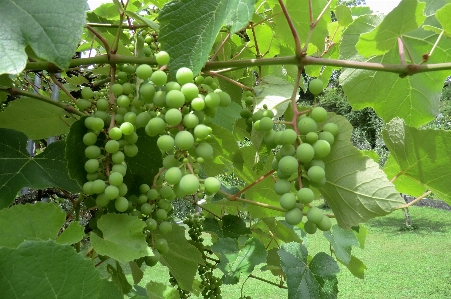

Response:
(49, 73), (79, 106)
(230, 170), (275, 199)
(249, 274), (288, 289)
(1, 87), (84, 116)
(210, 32), (230, 62)
(423, 29), (444, 64)
(395, 190), (432, 210)
(86, 25), (111, 59)
(302, 0), (334, 52)
(87, 22), (149, 28)
(278, 0), (302, 59)
(188, 196), (222, 220)
(203, 70), (253, 91)
(398, 38), (406, 65)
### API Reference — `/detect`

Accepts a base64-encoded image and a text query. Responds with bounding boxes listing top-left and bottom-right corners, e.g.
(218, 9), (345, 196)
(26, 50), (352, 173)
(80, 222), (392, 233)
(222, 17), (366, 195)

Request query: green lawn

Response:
(118, 205), (451, 298)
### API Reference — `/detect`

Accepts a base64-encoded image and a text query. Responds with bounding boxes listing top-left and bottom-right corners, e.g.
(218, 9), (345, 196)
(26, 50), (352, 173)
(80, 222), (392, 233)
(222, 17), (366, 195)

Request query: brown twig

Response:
(210, 32), (231, 62)
(203, 70), (253, 91)
(395, 190), (432, 210)
(278, 0), (302, 59)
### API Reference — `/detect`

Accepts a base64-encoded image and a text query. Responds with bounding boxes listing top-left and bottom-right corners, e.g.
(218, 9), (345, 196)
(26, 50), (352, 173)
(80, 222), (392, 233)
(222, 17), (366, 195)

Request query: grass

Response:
(100, 205), (451, 298)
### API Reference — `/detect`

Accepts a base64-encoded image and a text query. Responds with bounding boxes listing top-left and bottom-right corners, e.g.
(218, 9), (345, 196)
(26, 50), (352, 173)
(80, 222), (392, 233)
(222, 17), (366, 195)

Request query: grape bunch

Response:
(251, 79), (335, 233)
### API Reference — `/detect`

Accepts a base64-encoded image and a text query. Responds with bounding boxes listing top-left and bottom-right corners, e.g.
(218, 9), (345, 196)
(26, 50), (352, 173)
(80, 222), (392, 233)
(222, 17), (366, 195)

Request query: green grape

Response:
(92, 179), (106, 194)
(151, 70), (167, 86)
(313, 140), (331, 158)
(144, 254), (160, 267)
(297, 117), (318, 135)
(77, 98), (92, 110)
(159, 185), (174, 199)
(307, 159), (325, 170)
(111, 151), (125, 164)
(318, 131), (335, 145)
(323, 122), (339, 137)
(296, 143), (315, 163)
(278, 156), (298, 175)
(87, 117), (103, 132)
(118, 183), (128, 196)
(105, 140), (120, 153)
(136, 112), (152, 128)
(194, 124), (210, 140)
(81, 87), (94, 99)
(179, 174), (199, 195)
(120, 122), (135, 135)
(191, 97), (205, 111)
(279, 129), (297, 145)
(117, 71), (128, 81)
(216, 90), (231, 107)
(114, 114), (124, 125)
(112, 163), (127, 176)
(109, 172), (123, 186)
(115, 197), (129, 212)
(124, 144), (138, 157)
(259, 117), (273, 132)
(96, 193), (110, 207)
(204, 92), (220, 108)
(83, 132), (97, 146)
(124, 64), (135, 74)
(85, 159), (99, 173)
(147, 189), (159, 200)
(310, 107), (327, 122)
(240, 109), (252, 119)
(86, 173), (98, 181)
(307, 166), (325, 183)
(244, 96), (254, 106)
(117, 95), (131, 108)
(157, 135), (175, 152)
(263, 109), (274, 118)
(156, 239), (169, 255)
(159, 221), (173, 234)
(165, 82), (180, 92)
(155, 208), (168, 220)
(285, 208), (303, 225)
(95, 111), (109, 122)
(155, 51), (170, 65)
(196, 142), (213, 159)
(180, 83), (198, 102)
(274, 179), (291, 195)
(204, 177), (220, 194)
(182, 113), (199, 129)
(145, 117), (166, 136)
(158, 199), (172, 211)
(175, 131), (194, 150)
(84, 116), (96, 129)
(304, 220), (317, 234)
(83, 182), (94, 194)
(307, 207), (323, 224)
(165, 108), (182, 126)
(85, 145), (101, 159)
(141, 203), (153, 215)
(280, 192), (297, 210)
(139, 184), (150, 194)
(176, 67), (194, 85)
(317, 215), (332, 231)
(97, 98), (109, 111)
(165, 167), (182, 185)
(137, 194), (148, 205)
(122, 82), (134, 95)
(166, 90), (185, 108)
(204, 76), (214, 86)
(136, 64), (153, 79)
(308, 79), (324, 95)
(204, 106), (217, 117)
(124, 132), (138, 144)
(140, 83), (155, 103)
(105, 185), (119, 200)
(305, 132), (318, 144)
(146, 218), (158, 230)
(163, 155), (180, 169)
(111, 83), (124, 96)
(297, 187), (314, 204)
(252, 110), (264, 122)
(194, 75), (204, 84)
(124, 112), (137, 124)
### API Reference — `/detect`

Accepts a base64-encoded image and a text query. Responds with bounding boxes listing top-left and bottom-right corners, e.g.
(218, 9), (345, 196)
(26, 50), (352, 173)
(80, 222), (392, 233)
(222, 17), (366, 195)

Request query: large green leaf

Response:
(56, 221), (85, 245)
(0, 98), (76, 139)
(278, 242), (339, 299)
(0, 129), (81, 209)
(211, 237), (267, 284)
(0, 0), (88, 75)
(146, 281), (180, 299)
(323, 225), (359, 264)
(318, 115), (404, 229)
(159, 0), (231, 78)
(202, 215), (251, 239)
(338, 255), (366, 279)
(0, 202), (64, 248)
(254, 76), (293, 119)
(436, 4), (451, 36)
(157, 225), (204, 291)
(252, 217), (303, 250)
(356, 0), (426, 57)
(90, 213), (152, 264)
(0, 240), (119, 299)
(382, 118), (451, 204)
(224, 0), (256, 33)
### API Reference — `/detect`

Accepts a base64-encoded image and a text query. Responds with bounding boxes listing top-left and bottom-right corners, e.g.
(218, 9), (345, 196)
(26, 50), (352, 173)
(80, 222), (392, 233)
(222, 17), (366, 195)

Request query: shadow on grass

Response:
(368, 215), (451, 235)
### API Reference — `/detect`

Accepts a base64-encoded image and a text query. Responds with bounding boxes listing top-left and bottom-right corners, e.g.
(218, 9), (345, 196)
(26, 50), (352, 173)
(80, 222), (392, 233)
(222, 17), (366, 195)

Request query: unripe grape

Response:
(307, 159), (326, 170)
(83, 182), (94, 194)
(97, 98), (109, 111)
(317, 215), (332, 231)
(296, 143), (315, 163)
(122, 83), (134, 95)
(217, 90), (231, 107)
(111, 151), (125, 164)
(297, 117), (318, 135)
(111, 83), (124, 97)
(140, 83), (155, 103)
(118, 183), (128, 196)
(120, 122), (135, 135)
(90, 117), (105, 132)
(146, 218), (158, 230)
(252, 110), (264, 122)
(179, 174), (199, 195)
(105, 140), (120, 153)
(105, 185), (119, 200)
(159, 185), (174, 199)
(323, 122), (339, 137)
(163, 155), (180, 169)
(194, 124), (210, 140)
(307, 166), (325, 183)
(278, 156), (298, 175)
(307, 207), (323, 224)
(205, 92), (220, 108)
(85, 159), (99, 173)
(92, 179), (106, 194)
(308, 79), (324, 95)
(85, 145), (101, 159)
(83, 132), (97, 146)
(181, 83), (198, 102)
(136, 112), (152, 128)
(96, 193), (110, 207)
(151, 70), (167, 86)
(166, 90), (185, 108)
(145, 117), (166, 136)
(313, 140), (331, 158)
(115, 197), (129, 212)
(280, 192), (297, 210)
(196, 142), (214, 159)
(155, 51), (170, 65)
(81, 87), (94, 99)
(311, 107), (327, 122)
(124, 144), (138, 157)
(305, 132), (318, 144)
(117, 95), (130, 108)
(204, 177), (220, 194)
(175, 131), (194, 150)
(165, 108), (182, 126)
(274, 179), (291, 195)
(136, 64), (153, 79)
(141, 203), (153, 215)
(157, 135), (175, 152)
(159, 221), (172, 234)
(155, 208), (168, 220)
(279, 129), (297, 145)
(285, 208), (303, 225)
(109, 172), (123, 186)
(182, 113), (199, 129)
(147, 189), (159, 200)
(165, 167), (183, 185)
(297, 187), (314, 204)
(259, 117), (273, 132)
(176, 67), (194, 85)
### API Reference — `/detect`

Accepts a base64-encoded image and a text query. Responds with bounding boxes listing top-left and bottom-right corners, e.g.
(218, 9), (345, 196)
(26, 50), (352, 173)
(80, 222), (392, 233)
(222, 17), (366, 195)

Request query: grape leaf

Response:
(98, 280), (123, 299)
(107, 261), (132, 294)
(0, 240), (114, 299)
(159, 0), (231, 78)
(0, 202), (65, 248)
(156, 225), (204, 291)
(0, 129), (81, 209)
(356, 0), (426, 57)
(318, 115), (404, 229)
(436, 3), (451, 35)
(338, 255), (366, 279)
(56, 221), (85, 245)
(211, 237), (267, 284)
(261, 248), (283, 276)
(335, 5), (353, 27)
(254, 75), (294, 119)
(273, 0), (329, 51)
(0, 97), (76, 139)
(129, 261), (144, 285)
(146, 281), (180, 299)
(382, 118), (451, 205)
(211, 102), (242, 132)
(252, 218), (303, 250)
(278, 242), (339, 299)
(224, 0), (256, 33)
(90, 213), (152, 264)
(323, 225), (359, 264)
(0, 0), (88, 75)
(202, 215), (251, 239)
